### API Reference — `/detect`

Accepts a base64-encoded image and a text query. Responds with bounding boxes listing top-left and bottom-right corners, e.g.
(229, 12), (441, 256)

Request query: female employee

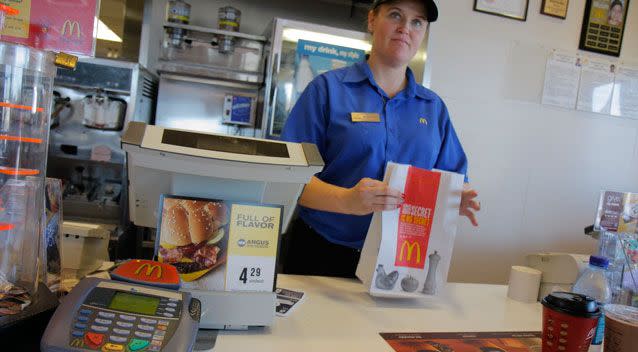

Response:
(280, 0), (480, 278)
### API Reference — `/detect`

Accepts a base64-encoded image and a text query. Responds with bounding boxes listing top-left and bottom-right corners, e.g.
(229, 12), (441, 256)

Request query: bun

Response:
(161, 204), (190, 246)
(181, 200), (214, 244)
(204, 202), (228, 230)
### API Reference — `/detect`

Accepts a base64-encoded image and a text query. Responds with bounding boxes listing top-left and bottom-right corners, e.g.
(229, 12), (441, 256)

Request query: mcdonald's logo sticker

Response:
(61, 20), (81, 39)
(70, 338), (84, 348)
(134, 263), (163, 279)
(399, 241), (421, 264)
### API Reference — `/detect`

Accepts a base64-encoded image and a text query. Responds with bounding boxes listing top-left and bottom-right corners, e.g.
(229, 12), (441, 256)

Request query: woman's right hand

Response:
(342, 178), (403, 215)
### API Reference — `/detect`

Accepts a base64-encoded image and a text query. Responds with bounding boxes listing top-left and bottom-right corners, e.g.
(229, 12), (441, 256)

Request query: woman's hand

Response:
(342, 178), (403, 215)
(460, 185), (480, 226)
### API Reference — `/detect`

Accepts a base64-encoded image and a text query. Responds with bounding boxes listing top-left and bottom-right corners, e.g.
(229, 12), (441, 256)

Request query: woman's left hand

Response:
(460, 185), (480, 226)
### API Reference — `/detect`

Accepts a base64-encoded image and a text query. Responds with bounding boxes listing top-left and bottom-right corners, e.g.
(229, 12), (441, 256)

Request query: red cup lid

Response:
(542, 292), (601, 318)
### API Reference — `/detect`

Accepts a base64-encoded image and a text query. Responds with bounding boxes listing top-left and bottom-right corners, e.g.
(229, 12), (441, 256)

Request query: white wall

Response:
(430, 0), (638, 283)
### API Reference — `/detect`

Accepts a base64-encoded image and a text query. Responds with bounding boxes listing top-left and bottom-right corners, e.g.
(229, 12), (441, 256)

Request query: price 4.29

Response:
(239, 267), (261, 284)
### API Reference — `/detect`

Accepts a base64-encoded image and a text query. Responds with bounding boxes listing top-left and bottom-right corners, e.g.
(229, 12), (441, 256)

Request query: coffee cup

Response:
(603, 304), (638, 352)
(541, 292), (601, 352)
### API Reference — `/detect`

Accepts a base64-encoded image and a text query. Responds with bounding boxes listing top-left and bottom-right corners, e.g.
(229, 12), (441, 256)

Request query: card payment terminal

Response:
(41, 277), (200, 352)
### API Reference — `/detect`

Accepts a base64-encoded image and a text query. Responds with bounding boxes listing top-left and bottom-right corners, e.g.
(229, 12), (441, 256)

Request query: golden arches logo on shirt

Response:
(395, 166), (440, 269)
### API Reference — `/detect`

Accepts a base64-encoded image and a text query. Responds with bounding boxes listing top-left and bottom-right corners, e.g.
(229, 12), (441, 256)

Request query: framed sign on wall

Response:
(541, 0), (570, 19)
(473, 0), (530, 21)
(579, 0), (630, 57)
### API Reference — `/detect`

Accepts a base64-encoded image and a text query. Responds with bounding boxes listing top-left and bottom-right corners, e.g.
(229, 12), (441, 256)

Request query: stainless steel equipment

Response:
(46, 58), (158, 236)
(260, 18), (430, 139)
(156, 19), (266, 137)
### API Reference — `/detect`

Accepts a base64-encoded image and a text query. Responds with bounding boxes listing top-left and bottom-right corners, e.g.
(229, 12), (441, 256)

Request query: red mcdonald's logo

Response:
(399, 240), (421, 264)
(61, 20), (81, 39)
(134, 263), (163, 279)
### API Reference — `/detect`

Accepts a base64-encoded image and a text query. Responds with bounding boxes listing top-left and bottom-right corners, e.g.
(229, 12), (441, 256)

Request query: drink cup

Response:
(603, 304), (638, 352)
(541, 292), (601, 352)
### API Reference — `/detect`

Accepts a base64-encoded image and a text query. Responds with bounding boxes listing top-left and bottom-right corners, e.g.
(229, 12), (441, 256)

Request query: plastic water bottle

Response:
(572, 255), (612, 346)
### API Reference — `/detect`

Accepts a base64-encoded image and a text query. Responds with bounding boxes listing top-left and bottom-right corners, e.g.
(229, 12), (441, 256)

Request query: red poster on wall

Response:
(0, 0), (99, 57)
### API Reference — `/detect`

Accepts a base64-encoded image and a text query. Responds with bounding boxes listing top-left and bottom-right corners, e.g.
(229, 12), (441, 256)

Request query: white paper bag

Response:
(356, 162), (464, 298)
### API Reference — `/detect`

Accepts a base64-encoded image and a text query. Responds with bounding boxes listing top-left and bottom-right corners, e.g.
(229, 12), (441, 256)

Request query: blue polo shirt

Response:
(280, 60), (468, 249)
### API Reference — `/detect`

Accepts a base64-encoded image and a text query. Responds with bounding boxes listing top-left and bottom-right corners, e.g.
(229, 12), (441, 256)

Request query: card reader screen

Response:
(108, 292), (160, 316)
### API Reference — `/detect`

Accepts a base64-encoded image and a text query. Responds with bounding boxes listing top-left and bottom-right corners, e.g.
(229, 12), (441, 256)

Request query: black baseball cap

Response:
(371, 0), (439, 22)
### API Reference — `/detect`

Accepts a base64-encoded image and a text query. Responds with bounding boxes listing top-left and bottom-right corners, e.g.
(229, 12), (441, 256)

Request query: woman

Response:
(280, 0), (480, 278)
(608, 0), (623, 26)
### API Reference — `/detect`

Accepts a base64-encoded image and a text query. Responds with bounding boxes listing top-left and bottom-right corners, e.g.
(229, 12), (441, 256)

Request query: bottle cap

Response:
(589, 255), (610, 269)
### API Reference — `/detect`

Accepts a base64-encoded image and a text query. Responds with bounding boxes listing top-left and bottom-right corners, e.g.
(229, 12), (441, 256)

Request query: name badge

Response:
(351, 112), (380, 122)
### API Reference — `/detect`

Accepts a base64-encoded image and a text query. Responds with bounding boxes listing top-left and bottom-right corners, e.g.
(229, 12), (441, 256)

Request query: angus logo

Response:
(61, 20), (81, 39)
(134, 263), (162, 278)
(399, 241), (421, 264)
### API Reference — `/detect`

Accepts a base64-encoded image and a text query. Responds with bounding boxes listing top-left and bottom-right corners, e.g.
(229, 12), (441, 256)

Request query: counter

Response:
(210, 274), (542, 351)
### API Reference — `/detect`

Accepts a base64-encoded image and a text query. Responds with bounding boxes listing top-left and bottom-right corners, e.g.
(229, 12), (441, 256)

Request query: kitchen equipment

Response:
(122, 122), (323, 328)
(41, 277), (200, 352)
(47, 59), (158, 244)
(166, 0), (191, 48)
(60, 221), (114, 278)
(526, 253), (590, 301)
(157, 19), (266, 136)
(82, 92), (127, 130)
(260, 18), (430, 139)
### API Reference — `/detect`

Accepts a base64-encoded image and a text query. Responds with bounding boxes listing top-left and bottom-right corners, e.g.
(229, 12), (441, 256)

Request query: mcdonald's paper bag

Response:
(356, 162), (464, 298)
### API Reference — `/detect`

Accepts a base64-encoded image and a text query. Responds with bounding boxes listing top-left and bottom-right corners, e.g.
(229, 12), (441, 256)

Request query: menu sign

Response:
(156, 195), (282, 293)
(578, 0), (630, 57)
(594, 190), (638, 234)
(0, 0), (99, 57)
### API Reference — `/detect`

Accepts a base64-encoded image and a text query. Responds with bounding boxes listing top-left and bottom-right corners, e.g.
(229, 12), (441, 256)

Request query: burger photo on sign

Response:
(157, 197), (229, 281)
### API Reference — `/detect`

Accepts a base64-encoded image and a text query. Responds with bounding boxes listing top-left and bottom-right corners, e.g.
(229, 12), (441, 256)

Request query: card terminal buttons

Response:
(112, 328), (130, 336)
(98, 312), (116, 319)
(91, 325), (109, 333)
(140, 318), (157, 324)
(72, 330), (84, 337)
(119, 314), (135, 321)
(74, 323), (88, 330)
(109, 336), (127, 343)
(135, 331), (152, 339)
(102, 343), (124, 351)
(156, 325), (167, 331)
(84, 332), (105, 347)
(95, 318), (113, 326)
(167, 302), (177, 308)
(168, 298), (178, 302)
(79, 309), (92, 315)
(128, 339), (150, 351)
(138, 324), (154, 332)
(162, 313), (174, 318)
(158, 320), (170, 325)
(116, 321), (133, 328)
(78, 315), (90, 322)
(154, 330), (166, 337)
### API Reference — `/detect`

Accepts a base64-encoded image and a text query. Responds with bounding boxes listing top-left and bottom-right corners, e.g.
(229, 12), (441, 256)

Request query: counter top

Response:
(211, 275), (542, 351)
